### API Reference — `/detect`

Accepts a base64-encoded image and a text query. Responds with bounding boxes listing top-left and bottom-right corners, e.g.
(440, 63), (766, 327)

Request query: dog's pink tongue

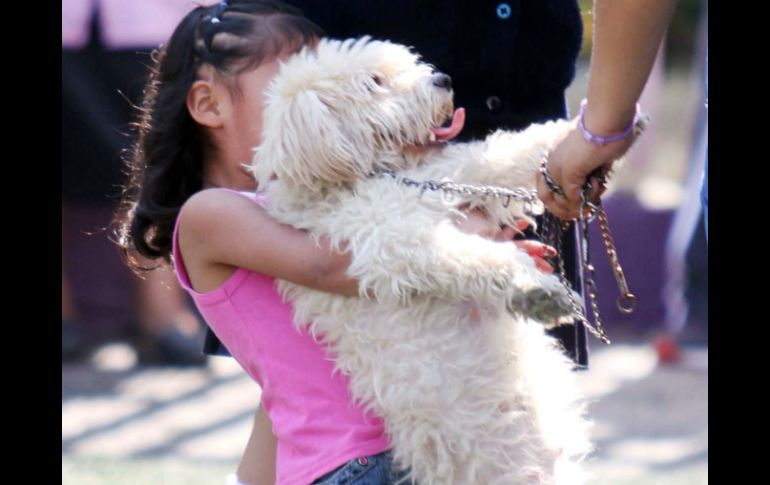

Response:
(431, 107), (465, 141)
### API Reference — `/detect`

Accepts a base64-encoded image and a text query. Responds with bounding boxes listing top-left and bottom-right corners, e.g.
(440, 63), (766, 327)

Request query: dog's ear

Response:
(254, 88), (375, 190)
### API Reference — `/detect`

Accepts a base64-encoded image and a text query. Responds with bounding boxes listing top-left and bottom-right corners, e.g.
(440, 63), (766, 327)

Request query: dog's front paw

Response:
(507, 274), (582, 328)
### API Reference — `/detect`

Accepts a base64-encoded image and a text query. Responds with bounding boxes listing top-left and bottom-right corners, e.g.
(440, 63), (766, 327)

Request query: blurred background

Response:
(62, 0), (708, 483)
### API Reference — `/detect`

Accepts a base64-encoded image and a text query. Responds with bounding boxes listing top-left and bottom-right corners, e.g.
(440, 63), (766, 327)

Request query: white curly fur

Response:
(251, 37), (593, 484)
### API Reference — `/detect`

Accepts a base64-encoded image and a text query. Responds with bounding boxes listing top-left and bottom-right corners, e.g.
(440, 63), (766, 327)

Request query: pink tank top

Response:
(171, 188), (389, 485)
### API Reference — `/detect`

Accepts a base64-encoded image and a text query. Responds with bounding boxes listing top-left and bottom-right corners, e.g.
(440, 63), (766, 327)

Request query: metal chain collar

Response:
(369, 168), (544, 214)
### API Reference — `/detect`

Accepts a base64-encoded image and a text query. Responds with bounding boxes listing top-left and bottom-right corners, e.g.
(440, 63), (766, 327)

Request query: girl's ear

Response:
(186, 77), (224, 128)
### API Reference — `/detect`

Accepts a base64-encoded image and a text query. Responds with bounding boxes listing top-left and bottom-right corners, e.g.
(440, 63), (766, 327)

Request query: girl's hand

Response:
(454, 204), (555, 273)
(513, 240), (556, 274)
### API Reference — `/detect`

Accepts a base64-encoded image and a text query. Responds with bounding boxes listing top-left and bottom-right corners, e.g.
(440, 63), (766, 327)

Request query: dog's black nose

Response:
(432, 73), (452, 90)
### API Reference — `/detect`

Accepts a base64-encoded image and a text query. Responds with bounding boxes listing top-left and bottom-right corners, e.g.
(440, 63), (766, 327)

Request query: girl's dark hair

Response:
(114, 0), (324, 270)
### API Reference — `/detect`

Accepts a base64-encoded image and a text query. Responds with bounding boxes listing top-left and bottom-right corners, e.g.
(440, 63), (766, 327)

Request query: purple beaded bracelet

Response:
(579, 99), (640, 146)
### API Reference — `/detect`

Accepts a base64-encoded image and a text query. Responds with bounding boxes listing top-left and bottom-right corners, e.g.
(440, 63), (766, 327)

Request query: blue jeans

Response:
(310, 450), (415, 485)
(702, 48), (708, 241)
(701, 151), (707, 241)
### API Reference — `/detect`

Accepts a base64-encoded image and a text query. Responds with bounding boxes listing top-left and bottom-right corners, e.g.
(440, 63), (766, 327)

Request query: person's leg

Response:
(132, 264), (207, 365)
(62, 211), (78, 322)
(62, 199), (89, 361)
(547, 221), (588, 368)
(61, 260), (87, 359)
(62, 204), (78, 323)
(701, 151), (707, 241)
(61, 269), (77, 320)
(702, 26), (708, 242)
(135, 266), (200, 337)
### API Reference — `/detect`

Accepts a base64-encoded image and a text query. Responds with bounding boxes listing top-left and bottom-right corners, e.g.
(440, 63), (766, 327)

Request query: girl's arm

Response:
(178, 188), (361, 297)
(235, 405), (276, 485)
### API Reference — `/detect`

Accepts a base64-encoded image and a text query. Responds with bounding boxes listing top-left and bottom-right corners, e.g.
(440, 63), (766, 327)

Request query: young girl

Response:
(114, 1), (556, 483)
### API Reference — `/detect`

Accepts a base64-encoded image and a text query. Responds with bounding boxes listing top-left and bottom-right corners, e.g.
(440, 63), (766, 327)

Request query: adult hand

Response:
(535, 118), (634, 220)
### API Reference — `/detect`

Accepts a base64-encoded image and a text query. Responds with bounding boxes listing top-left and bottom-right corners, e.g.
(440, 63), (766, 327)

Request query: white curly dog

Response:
(251, 37), (593, 485)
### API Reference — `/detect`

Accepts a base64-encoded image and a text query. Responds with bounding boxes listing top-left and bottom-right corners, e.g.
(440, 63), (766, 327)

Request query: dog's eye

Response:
(371, 75), (383, 86)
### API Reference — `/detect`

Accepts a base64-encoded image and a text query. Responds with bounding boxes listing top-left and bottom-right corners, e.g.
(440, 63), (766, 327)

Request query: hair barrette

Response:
(210, 1), (229, 24)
